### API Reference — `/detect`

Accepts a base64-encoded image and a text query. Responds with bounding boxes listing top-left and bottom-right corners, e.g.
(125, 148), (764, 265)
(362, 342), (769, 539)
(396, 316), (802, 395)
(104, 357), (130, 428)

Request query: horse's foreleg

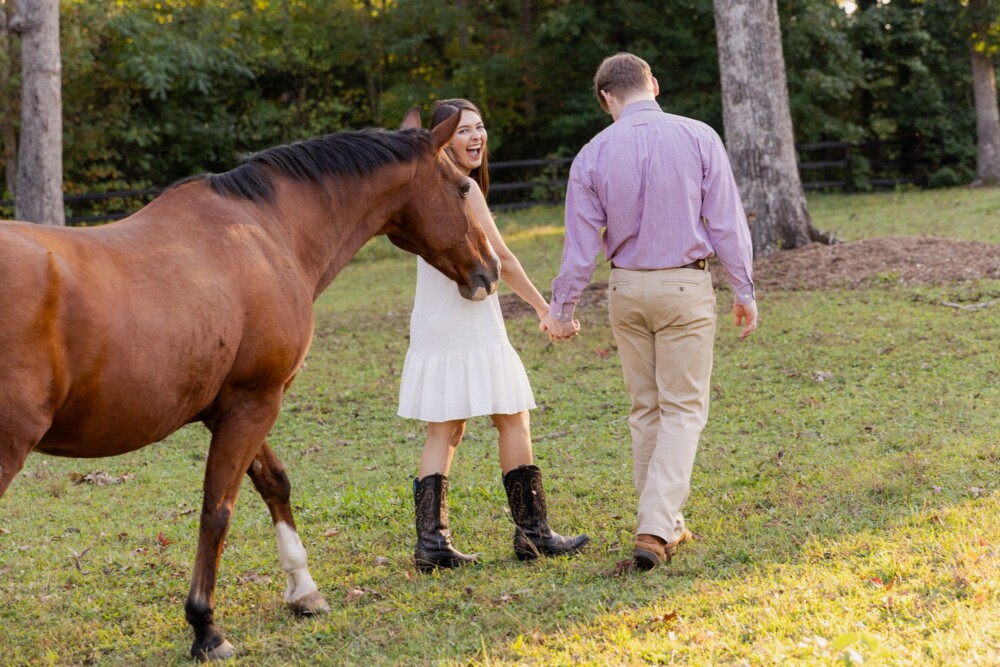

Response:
(185, 399), (280, 662)
(246, 442), (329, 615)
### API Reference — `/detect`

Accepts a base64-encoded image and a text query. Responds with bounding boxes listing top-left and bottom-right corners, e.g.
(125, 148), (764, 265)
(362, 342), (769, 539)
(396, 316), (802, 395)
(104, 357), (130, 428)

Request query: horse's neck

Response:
(272, 168), (411, 299)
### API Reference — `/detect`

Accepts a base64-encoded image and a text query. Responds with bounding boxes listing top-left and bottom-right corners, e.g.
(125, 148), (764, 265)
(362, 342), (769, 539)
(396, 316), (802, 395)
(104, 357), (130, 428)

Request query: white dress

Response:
(398, 256), (536, 422)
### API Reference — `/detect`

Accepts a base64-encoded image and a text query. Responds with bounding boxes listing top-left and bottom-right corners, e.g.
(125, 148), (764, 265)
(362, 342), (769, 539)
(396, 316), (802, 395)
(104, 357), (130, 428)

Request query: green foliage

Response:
(3, 0), (992, 191)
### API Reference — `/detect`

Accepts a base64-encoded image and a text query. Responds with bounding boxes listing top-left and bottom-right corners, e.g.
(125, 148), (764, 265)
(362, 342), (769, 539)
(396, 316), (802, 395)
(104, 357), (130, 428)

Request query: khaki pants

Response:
(608, 267), (717, 543)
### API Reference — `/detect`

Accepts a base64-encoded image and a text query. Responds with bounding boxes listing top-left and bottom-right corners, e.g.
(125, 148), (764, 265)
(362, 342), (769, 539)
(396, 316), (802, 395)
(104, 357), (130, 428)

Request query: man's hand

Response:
(733, 301), (758, 340)
(539, 311), (580, 340)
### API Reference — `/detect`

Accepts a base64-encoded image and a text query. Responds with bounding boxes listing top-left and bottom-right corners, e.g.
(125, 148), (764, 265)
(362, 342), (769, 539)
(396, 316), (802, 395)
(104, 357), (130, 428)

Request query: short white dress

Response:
(398, 256), (536, 422)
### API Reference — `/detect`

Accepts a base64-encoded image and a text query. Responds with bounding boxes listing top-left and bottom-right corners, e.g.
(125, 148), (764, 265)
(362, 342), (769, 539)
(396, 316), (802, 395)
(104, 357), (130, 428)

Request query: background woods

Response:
(0, 0), (996, 198)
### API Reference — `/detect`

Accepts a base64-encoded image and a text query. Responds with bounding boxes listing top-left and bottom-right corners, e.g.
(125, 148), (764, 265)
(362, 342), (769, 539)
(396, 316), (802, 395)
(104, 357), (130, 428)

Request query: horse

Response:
(0, 108), (498, 660)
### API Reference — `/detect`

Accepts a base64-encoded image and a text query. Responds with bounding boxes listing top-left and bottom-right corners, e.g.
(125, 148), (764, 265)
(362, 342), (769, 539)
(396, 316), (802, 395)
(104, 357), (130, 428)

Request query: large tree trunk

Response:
(969, 0), (1000, 187)
(713, 0), (833, 256)
(10, 0), (63, 225)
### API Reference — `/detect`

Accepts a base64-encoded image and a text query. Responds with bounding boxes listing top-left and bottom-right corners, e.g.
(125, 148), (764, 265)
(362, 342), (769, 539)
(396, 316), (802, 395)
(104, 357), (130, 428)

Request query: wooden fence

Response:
(0, 140), (925, 226)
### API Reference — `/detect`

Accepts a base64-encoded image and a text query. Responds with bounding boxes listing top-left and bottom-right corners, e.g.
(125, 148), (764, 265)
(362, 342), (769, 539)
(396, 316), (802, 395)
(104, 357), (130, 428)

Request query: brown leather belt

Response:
(611, 258), (708, 271)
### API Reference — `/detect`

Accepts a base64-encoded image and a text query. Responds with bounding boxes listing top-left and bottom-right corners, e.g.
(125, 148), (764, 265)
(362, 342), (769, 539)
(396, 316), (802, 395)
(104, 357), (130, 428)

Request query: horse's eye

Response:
(459, 183), (471, 198)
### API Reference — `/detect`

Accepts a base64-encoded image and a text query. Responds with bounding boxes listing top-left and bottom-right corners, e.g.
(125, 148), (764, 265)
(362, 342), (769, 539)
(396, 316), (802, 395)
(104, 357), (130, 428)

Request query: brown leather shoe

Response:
(633, 529), (693, 570)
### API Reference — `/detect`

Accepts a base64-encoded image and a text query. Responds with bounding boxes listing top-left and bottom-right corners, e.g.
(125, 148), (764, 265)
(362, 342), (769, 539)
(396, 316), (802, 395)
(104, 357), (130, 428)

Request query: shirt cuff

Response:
(548, 300), (577, 322)
(734, 286), (755, 305)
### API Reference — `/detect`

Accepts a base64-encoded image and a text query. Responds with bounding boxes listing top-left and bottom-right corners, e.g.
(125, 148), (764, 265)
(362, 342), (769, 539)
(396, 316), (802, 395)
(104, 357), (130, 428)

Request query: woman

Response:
(398, 99), (589, 572)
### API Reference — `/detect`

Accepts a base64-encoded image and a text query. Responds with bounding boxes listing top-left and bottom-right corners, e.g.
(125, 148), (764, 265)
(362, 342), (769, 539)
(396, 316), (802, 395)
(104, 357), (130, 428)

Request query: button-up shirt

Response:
(549, 100), (755, 321)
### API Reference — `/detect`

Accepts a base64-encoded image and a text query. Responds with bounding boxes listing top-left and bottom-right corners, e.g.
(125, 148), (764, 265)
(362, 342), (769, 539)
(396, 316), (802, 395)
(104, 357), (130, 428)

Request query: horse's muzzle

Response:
(460, 262), (499, 301)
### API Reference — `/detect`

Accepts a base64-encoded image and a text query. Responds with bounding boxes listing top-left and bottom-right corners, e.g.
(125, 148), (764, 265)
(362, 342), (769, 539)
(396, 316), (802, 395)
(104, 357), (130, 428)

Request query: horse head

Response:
(384, 108), (499, 301)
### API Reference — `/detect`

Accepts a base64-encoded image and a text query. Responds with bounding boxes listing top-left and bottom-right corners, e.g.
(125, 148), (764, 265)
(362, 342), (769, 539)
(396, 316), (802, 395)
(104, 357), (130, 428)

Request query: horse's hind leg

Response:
(0, 440), (34, 499)
(185, 398), (282, 662)
(0, 420), (48, 499)
(246, 442), (329, 615)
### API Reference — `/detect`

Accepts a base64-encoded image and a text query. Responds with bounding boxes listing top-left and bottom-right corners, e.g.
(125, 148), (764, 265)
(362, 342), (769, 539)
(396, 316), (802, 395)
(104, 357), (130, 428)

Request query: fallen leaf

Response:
(324, 528), (340, 538)
(70, 471), (135, 487)
(68, 545), (94, 573)
(374, 556), (390, 566)
(608, 559), (636, 577)
(595, 347), (610, 359)
(651, 610), (679, 624)
(157, 531), (173, 548)
(236, 570), (272, 585)
(346, 588), (366, 604)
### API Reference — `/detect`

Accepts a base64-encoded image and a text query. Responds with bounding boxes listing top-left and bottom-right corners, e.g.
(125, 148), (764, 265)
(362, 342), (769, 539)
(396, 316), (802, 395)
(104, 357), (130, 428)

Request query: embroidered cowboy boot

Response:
(413, 473), (477, 573)
(502, 464), (590, 561)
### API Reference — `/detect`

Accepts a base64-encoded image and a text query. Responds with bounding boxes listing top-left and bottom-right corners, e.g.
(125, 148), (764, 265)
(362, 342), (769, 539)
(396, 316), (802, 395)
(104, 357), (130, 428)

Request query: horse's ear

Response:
(401, 107), (422, 129)
(430, 108), (461, 153)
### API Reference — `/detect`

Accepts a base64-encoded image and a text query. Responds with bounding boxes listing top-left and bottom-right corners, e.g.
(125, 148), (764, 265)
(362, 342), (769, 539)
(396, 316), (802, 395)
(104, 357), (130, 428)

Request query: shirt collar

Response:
(618, 99), (660, 120)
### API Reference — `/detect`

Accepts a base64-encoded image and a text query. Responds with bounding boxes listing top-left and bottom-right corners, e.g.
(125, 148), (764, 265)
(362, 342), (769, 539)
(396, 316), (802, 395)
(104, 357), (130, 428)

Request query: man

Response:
(540, 52), (758, 570)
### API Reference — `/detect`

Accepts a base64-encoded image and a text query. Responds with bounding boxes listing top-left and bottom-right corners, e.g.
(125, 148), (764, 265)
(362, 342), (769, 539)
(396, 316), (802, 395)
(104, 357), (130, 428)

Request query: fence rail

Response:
(0, 141), (925, 226)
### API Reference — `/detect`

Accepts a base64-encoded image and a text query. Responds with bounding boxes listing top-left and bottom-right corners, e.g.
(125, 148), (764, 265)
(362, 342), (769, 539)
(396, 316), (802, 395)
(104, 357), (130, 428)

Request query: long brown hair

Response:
(430, 98), (490, 198)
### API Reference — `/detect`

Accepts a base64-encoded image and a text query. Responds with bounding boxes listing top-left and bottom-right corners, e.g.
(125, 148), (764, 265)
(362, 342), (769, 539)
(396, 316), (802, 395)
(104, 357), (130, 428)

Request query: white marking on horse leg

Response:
(274, 521), (319, 604)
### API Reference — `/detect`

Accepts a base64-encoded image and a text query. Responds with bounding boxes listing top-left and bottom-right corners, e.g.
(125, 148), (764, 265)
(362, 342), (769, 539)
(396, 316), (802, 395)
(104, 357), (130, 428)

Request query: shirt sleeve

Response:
(549, 153), (606, 322)
(700, 131), (755, 304)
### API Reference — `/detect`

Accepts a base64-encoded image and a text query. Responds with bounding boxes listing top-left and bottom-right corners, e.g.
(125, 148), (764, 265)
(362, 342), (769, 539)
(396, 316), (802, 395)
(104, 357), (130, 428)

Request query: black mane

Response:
(175, 127), (430, 204)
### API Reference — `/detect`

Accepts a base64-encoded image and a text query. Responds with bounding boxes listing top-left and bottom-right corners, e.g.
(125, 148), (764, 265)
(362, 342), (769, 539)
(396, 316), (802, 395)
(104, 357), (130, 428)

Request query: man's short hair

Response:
(593, 53), (652, 112)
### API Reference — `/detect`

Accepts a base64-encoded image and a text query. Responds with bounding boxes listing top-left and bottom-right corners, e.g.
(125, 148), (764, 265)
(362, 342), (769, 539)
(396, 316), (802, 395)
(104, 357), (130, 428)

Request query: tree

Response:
(713, 0), (834, 256)
(968, 0), (1000, 186)
(10, 0), (63, 225)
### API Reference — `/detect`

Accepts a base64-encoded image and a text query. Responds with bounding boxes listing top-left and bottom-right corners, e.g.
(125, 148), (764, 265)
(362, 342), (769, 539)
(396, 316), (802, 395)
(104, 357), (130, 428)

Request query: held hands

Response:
(539, 311), (580, 341)
(733, 300), (759, 340)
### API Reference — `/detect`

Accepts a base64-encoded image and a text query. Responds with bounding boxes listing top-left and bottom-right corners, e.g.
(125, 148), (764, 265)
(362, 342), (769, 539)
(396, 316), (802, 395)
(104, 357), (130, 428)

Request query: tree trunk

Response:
(969, 0), (1000, 187)
(713, 0), (833, 256)
(11, 0), (63, 225)
(0, 0), (20, 198)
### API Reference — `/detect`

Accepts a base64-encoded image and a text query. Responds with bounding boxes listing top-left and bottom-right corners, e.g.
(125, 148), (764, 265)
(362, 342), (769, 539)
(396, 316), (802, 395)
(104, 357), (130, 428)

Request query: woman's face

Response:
(448, 110), (487, 175)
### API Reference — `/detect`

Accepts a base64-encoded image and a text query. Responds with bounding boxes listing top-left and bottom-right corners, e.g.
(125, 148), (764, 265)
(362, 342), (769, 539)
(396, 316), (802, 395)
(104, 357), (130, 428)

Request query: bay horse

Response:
(0, 108), (498, 660)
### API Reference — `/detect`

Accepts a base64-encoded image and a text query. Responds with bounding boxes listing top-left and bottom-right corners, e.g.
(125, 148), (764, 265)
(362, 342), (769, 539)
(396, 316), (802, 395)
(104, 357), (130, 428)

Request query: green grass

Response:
(1, 187), (999, 665)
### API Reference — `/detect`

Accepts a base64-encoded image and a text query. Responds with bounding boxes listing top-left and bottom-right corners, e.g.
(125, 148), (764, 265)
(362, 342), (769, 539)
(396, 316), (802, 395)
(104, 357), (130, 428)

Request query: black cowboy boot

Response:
(502, 464), (590, 561)
(413, 473), (478, 573)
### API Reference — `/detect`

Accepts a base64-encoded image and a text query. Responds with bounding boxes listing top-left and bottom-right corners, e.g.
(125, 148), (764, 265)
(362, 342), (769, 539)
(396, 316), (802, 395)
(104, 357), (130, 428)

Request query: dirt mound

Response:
(499, 236), (999, 318)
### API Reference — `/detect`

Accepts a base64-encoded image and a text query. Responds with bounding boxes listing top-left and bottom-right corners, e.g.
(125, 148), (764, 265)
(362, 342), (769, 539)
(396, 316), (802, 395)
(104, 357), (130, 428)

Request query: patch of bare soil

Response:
(499, 236), (1000, 317)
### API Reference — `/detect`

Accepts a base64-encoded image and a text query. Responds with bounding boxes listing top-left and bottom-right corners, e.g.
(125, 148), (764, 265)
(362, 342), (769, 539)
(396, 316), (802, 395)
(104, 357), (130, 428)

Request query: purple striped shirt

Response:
(550, 100), (755, 321)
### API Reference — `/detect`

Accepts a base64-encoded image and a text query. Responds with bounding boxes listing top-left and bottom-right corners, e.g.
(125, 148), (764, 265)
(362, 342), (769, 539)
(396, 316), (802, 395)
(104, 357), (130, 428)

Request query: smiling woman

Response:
(396, 97), (589, 574)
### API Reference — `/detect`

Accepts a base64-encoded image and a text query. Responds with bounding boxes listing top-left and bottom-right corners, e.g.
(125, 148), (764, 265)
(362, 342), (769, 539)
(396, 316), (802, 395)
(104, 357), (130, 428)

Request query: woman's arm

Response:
(467, 181), (549, 319)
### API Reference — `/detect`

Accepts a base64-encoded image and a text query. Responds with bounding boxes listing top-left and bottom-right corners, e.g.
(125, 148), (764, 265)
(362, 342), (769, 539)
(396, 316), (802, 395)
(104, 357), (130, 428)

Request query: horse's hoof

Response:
(289, 590), (330, 616)
(194, 639), (237, 662)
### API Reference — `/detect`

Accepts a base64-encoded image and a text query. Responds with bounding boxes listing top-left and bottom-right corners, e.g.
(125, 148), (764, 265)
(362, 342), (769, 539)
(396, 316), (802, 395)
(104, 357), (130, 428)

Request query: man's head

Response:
(593, 52), (657, 116)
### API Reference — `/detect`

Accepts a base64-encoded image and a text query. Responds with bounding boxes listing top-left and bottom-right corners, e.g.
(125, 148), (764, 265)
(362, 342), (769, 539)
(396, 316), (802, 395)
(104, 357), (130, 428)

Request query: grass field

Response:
(1, 187), (998, 666)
